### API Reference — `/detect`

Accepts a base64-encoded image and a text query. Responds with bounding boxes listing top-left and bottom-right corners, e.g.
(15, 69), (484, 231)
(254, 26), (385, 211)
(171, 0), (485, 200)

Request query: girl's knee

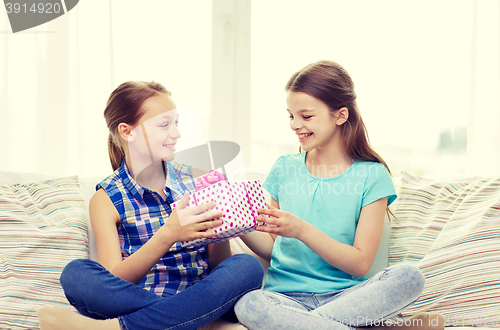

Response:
(60, 259), (102, 292)
(61, 259), (88, 286)
(234, 290), (266, 322)
(229, 254), (265, 287)
(391, 263), (425, 296)
(236, 290), (311, 329)
(398, 264), (424, 286)
(241, 253), (265, 274)
(231, 253), (263, 269)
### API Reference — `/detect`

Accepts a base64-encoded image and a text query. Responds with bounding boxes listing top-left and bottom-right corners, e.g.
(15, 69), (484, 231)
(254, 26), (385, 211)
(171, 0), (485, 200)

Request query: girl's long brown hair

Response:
(104, 81), (171, 171)
(285, 60), (390, 174)
(286, 60), (395, 221)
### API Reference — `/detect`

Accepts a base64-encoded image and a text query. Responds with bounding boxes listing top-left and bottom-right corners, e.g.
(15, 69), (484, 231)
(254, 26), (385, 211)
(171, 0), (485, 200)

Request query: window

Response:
(250, 0), (478, 177)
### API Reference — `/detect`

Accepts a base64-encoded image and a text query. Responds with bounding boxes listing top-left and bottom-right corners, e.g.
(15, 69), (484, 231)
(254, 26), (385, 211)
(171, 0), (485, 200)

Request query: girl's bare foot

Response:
(37, 306), (121, 330)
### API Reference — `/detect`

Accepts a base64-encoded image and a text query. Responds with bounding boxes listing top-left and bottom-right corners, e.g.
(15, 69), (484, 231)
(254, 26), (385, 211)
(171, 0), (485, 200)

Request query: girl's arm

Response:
(256, 196), (387, 278)
(90, 189), (222, 284)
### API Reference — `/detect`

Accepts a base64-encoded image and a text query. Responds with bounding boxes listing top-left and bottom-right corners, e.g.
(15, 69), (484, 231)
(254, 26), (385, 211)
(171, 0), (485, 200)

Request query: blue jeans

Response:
(60, 254), (264, 330)
(234, 264), (425, 330)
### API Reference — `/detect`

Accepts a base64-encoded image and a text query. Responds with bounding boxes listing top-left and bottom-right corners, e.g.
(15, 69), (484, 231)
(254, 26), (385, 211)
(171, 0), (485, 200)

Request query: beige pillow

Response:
(0, 176), (88, 329)
(389, 171), (500, 326)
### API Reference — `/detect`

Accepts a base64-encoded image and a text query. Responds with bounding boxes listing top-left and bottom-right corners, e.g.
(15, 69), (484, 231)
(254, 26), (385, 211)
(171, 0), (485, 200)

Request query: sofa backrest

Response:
(0, 169), (395, 278)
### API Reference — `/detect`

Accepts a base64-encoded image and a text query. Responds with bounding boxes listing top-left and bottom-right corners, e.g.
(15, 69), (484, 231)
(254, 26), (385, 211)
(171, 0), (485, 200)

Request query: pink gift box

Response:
(170, 180), (268, 247)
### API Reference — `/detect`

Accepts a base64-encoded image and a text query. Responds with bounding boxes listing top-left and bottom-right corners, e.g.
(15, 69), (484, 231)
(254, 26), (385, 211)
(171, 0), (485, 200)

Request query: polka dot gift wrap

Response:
(170, 180), (269, 247)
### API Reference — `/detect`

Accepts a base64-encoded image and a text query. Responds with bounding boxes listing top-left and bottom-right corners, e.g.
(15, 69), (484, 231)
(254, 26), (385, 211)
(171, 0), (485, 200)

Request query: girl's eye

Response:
(161, 120), (179, 128)
(288, 114), (312, 120)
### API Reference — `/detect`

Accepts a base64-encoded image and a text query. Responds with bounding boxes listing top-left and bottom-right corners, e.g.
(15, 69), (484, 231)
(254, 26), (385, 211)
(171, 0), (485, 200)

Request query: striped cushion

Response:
(389, 171), (500, 326)
(0, 176), (88, 330)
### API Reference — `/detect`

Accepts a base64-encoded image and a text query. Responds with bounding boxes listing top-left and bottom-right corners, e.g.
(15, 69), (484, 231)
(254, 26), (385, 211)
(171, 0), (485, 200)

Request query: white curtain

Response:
(1, 1), (113, 178)
(467, 0), (500, 176)
(0, 0), (212, 178)
(1, 0), (499, 178)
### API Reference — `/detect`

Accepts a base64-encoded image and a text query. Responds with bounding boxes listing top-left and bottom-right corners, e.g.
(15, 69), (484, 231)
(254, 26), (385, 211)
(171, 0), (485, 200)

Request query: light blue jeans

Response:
(234, 264), (425, 330)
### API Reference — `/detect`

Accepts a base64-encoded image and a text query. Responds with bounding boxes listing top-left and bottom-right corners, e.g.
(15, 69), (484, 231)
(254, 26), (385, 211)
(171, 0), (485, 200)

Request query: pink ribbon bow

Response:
(195, 170), (227, 191)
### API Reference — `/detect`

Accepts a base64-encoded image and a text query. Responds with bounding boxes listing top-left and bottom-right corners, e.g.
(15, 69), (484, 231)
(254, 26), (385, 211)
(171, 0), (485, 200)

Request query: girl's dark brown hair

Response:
(286, 60), (390, 174)
(104, 81), (171, 171)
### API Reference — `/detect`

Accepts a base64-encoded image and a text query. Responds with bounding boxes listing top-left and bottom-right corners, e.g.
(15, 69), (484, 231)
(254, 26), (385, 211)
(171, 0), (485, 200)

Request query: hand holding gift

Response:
(171, 171), (269, 246)
(163, 196), (223, 244)
(174, 191), (222, 227)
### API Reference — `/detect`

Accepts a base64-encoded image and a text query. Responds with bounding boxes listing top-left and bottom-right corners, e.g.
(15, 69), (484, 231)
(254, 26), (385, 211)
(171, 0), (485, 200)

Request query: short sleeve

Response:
(362, 163), (397, 208)
(262, 155), (286, 202)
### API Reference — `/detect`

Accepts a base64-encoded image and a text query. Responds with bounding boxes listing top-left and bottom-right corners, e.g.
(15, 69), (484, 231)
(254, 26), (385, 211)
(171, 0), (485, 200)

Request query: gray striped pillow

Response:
(389, 171), (500, 327)
(0, 176), (88, 330)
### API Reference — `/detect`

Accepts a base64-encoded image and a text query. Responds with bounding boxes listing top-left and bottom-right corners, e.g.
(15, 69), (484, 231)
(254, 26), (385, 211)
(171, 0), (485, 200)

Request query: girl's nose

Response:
(171, 125), (181, 139)
(290, 118), (301, 131)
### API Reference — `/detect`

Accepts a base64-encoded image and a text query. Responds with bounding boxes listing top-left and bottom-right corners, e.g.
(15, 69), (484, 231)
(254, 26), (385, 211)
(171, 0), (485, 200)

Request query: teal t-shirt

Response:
(262, 152), (397, 293)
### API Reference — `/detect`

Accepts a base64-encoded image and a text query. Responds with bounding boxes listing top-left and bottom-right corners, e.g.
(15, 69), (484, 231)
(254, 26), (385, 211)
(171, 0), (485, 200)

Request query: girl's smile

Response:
(297, 132), (313, 142)
(163, 142), (177, 153)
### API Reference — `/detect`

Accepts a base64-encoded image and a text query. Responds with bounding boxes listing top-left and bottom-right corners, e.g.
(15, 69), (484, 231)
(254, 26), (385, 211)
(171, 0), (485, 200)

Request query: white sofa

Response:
(1, 169), (499, 329)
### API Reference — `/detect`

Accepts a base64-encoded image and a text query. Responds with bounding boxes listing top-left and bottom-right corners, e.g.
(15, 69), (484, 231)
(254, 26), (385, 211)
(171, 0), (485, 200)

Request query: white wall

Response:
(1, 0), (499, 179)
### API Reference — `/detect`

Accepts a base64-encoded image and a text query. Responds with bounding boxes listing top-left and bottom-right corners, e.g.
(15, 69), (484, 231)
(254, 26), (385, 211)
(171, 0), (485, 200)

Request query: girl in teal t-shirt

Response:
(235, 61), (444, 330)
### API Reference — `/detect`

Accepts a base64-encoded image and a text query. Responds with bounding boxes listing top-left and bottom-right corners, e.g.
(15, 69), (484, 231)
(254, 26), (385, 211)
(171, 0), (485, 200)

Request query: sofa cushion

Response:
(389, 171), (500, 326)
(0, 176), (88, 329)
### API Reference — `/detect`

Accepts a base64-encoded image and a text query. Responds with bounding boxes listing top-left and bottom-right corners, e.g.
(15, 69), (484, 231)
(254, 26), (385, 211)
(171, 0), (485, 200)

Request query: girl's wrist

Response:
(156, 226), (176, 250)
(295, 220), (313, 242)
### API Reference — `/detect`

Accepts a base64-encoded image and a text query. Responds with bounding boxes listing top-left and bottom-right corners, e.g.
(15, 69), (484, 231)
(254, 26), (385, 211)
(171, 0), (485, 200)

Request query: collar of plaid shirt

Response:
(118, 160), (192, 204)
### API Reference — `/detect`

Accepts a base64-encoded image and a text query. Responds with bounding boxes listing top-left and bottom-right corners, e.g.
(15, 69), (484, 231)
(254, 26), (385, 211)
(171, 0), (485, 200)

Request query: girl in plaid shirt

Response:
(38, 81), (264, 330)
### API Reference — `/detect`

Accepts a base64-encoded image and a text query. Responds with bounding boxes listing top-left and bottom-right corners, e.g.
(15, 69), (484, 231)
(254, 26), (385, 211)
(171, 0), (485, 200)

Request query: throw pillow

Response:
(389, 171), (500, 327)
(0, 176), (88, 330)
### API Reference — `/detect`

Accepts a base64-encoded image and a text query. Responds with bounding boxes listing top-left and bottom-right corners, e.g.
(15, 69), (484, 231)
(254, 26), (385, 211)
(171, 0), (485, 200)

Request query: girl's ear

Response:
(336, 107), (349, 126)
(118, 123), (134, 142)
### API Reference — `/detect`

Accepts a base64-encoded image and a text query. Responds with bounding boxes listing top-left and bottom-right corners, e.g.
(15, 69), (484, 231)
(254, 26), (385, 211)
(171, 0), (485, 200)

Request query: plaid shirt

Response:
(97, 160), (209, 297)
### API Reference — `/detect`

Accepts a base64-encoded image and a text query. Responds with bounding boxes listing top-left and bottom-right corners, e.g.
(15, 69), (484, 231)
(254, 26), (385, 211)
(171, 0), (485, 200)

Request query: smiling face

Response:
(287, 91), (346, 153)
(128, 93), (180, 163)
